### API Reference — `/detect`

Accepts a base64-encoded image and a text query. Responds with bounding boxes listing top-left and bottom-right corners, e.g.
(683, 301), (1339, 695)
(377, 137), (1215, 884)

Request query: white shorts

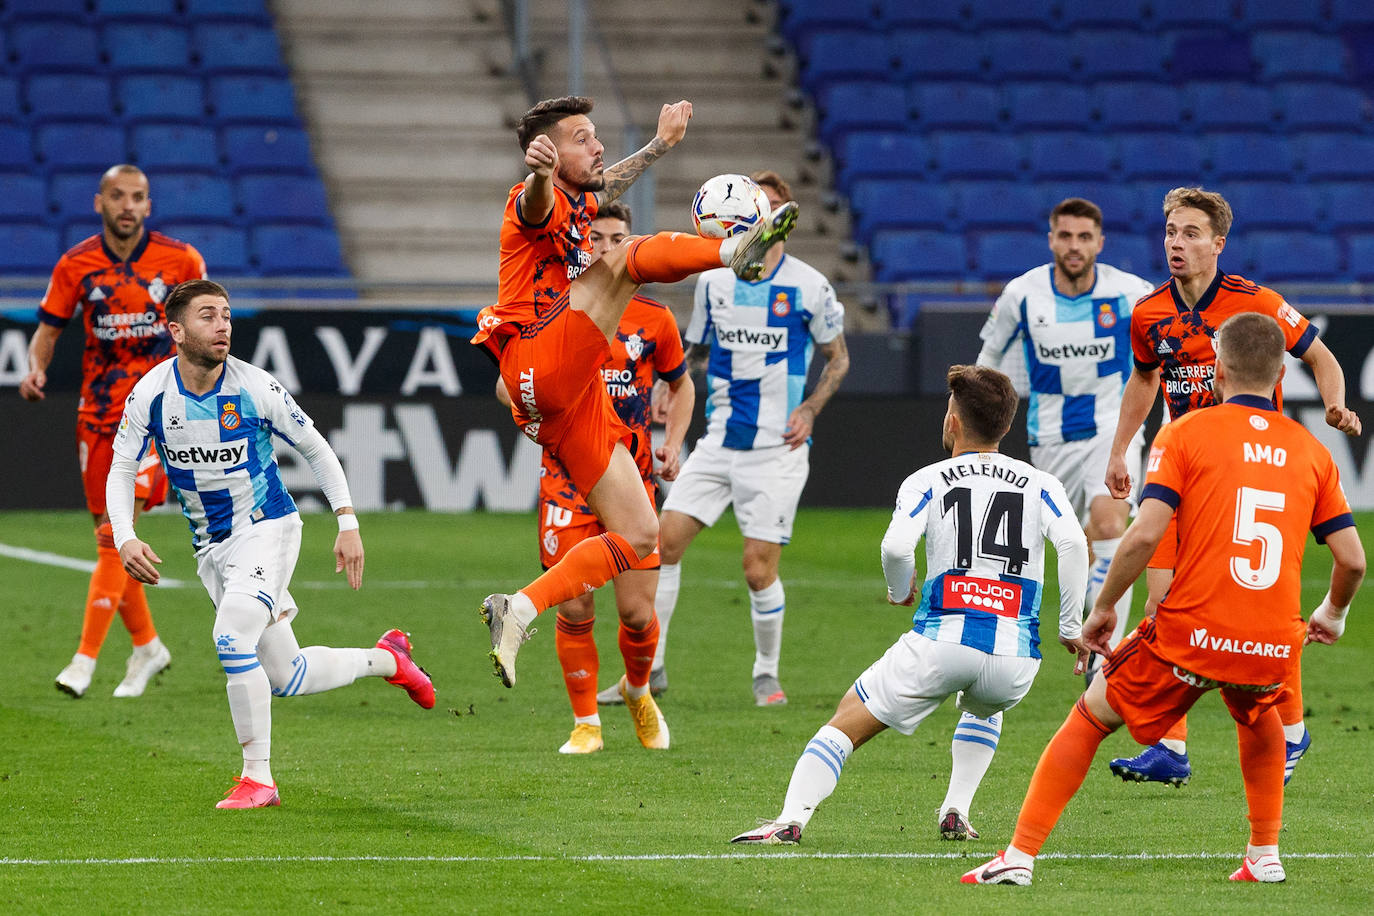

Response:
(662, 439), (809, 544)
(1030, 426), (1144, 524)
(195, 514), (302, 622)
(853, 631), (1040, 734)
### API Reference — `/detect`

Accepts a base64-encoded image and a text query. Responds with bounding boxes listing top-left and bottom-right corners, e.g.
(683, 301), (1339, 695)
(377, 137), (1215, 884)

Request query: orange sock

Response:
(78, 525), (129, 658)
(118, 577), (158, 646)
(522, 532), (639, 613)
(625, 233), (724, 284)
(1010, 698), (1114, 857)
(618, 615), (659, 689)
(1162, 715), (1188, 743)
(554, 614), (599, 719)
(1236, 707), (1285, 847)
(1275, 676), (1303, 727)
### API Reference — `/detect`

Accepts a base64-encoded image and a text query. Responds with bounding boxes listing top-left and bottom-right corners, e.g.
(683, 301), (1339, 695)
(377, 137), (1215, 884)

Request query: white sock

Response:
(270, 647), (374, 697)
(624, 680), (649, 700)
(574, 713), (601, 727)
(941, 711), (1002, 815)
(215, 593), (272, 784)
(1283, 722), (1306, 744)
(778, 725), (852, 828)
(137, 635), (167, 657)
(750, 578), (785, 679)
(1003, 844), (1035, 868)
(1160, 738), (1187, 754)
(511, 591), (539, 627)
(1247, 844), (1278, 860)
(651, 563), (681, 671)
(1087, 539), (1132, 673)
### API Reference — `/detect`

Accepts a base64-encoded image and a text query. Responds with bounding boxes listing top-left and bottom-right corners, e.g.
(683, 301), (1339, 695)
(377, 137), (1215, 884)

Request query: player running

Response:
(108, 280), (436, 809)
(21, 164), (206, 699)
(474, 97), (796, 688)
(730, 366), (1089, 846)
(1102, 187), (1360, 786)
(964, 313), (1364, 886)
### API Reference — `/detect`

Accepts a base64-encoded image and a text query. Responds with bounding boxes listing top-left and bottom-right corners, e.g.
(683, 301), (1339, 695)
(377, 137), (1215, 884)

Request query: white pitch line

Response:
(0, 542), (187, 589)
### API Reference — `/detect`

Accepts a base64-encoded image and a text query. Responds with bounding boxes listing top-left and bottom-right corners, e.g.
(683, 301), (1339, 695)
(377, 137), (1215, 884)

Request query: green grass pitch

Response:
(1, 507), (1371, 913)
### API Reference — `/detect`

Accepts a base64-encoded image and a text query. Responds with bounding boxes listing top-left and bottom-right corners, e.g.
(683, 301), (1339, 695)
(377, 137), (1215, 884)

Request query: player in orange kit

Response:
(20, 164), (207, 699)
(964, 312), (1365, 887)
(473, 96), (796, 690)
(1101, 186), (1360, 785)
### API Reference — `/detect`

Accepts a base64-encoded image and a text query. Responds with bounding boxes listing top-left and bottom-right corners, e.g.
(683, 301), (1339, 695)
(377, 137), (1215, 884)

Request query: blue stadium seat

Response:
(778, 0), (871, 43)
(1222, 182), (1323, 229)
(1244, 231), (1341, 280)
(63, 222), (100, 250)
(222, 125), (315, 174)
(25, 74), (112, 121)
(974, 231), (1049, 280)
(952, 182), (1046, 229)
(1169, 32), (1254, 79)
(252, 224), (347, 275)
(932, 133), (1024, 179)
(151, 173), (236, 223)
(116, 75), (206, 122)
(103, 24), (192, 72)
(0, 225), (61, 273)
(891, 30), (985, 80)
(1251, 33), (1348, 82)
(1323, 183), (1374, 229)
(1094, 82), (1184, 131)
(1025, 132), (1113, 179)
(1148, 0), (1240, 30)
(185, 0), (272, 22)
(238, 174), (331, 224)
(1275, 83), (1371, 131)
(209, 76), (299, 123)
(0, 78), (20, 121)
(874, 0), (966, 29)
(1036, 181), (1140, 230)
(848, 179), (952, 241)
(1101, 234), (1158, 278)
(1117, 134), (1205, 180)
(1005, 82), (1092, 130)
(1059, 0), (1148, 28)
(10, 22), (102, 72)
(1296, 133), (1374, 180)
(909, 83), (1002, 130)
(131, 124), (221, 171)
(1332, 0), (1374, 26)
(1077, 32), (1169, 80)
(817, 82), (908, 142)
(4, 0), (90, 20)
(0, 174), (47, 222)
(159, 223), (251, 273)
(0, 126), (36, 170)
(1184, 82), (1274, 130)
(36, 123), (126, 170)
(870, 229), (967, 281)
(985, 31), (1076, 79)
(835, 132), (928, 191)
(798, 30), (892, 91)
(1241, 0), (1327, 28)
(1348, 30), (1374, 81)
(96, 0), (180, 18)
(1348, 234), (1374, 279)
(969, 0), (1059, 28)
(49, 172), (102, 221)
(192, 23), (288, 75)
(1207, 133), (1298, 179)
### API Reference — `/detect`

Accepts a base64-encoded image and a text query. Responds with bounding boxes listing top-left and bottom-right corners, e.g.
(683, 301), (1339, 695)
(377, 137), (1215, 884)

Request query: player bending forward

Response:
(108, 280), (436, 809)
(730, 365), (1089, 845)
(964, 313), (1363, 887)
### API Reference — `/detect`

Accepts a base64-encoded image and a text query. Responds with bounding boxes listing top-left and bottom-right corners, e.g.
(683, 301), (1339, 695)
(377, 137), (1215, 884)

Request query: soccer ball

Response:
(692, 174), (770, 238)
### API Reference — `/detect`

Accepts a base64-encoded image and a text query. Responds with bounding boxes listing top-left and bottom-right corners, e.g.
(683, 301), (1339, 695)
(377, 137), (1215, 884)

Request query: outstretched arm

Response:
(599, 101), (692, 204)
(1105, 366), (1159, 498)
(1083, 498), (1171, 656)
(1300, 337), (1361, 436)
(783, 333), (850, 449)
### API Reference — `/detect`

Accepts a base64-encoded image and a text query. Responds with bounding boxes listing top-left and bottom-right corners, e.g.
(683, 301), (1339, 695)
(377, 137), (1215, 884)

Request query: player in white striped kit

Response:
(730, 366), (1089, 845)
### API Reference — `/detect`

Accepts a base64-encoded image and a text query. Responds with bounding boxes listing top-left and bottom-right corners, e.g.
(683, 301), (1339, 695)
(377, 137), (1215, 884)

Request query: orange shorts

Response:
(78, 425), (167, 517)
(1103, 617), (1284, 745)
(539, 480), (660, 570)
(499, 304), (632, 495)
(1148, 514), (1178, 569)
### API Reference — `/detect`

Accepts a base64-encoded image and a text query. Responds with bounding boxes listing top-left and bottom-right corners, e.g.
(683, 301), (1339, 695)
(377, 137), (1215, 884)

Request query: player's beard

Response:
(1054, 254), (1093, 285)
(179, 332), (230, 371)
(103, 211), (143, 241)
(562, 162), (605, 192)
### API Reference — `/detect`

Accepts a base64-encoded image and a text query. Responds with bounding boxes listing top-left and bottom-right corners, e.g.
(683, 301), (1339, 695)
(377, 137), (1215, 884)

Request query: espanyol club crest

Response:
(624, 333), (644, 360)
(1096, 302), (1116, 329)
(771, 290), (791, 317)
(220, 400), (241, 430)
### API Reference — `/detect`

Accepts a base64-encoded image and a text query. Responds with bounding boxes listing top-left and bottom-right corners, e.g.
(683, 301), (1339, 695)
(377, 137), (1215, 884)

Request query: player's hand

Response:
(19, 369), (46, 401)
(334, 529), (364, 590)
(655, 101), (692, 147)
(118, 539), (162, 585)
(1059, 635), (1091, 676)
(649, 378), (671, 424)
(1104, 454), (1132, 499)
(525, 134), (558, 177)
(1081, 604), (1118, 658)
(782, 404), (816, 450)
(1325, 404), (1362, 437)
(1304, 597), (1347, 645)
(887, 572), (918, 606)
(655, 444), (682, 481)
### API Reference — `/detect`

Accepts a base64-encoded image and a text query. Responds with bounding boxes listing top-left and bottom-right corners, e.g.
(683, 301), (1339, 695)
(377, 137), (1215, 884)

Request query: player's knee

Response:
(626, 521), (658, 562)
(212, 592), (269, 676)
(742, 562), (777, 593)
(616, 599), (655, 630)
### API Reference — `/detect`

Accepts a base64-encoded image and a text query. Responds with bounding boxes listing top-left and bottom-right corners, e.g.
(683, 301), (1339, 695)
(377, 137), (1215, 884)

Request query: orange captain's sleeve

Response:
(38, 254), (81, 326)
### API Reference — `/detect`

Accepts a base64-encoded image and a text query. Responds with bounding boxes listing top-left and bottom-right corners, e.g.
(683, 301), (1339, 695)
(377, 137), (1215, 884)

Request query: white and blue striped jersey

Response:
(112, 356), (317, 550)
(977, 263), (1155, 447)
(688, 255), (844, 450)
(880, 451), (1087, 659)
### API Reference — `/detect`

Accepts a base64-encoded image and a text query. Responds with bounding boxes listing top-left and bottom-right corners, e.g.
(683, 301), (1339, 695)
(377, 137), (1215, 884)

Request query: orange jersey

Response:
(539, 293), (687, 518)
(1130, 273), (1317, 420)
(1141, 395), (1353, 686)
(40, 231), (207, 435)
(472, 183), (599, 357)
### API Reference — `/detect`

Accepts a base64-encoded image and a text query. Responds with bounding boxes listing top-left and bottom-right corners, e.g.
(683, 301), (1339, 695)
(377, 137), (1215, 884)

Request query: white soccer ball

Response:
(691, 174), (770, 238)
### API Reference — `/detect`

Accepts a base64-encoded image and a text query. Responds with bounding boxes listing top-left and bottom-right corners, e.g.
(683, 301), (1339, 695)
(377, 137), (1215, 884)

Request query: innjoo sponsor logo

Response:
(942, 575), (1022, 617)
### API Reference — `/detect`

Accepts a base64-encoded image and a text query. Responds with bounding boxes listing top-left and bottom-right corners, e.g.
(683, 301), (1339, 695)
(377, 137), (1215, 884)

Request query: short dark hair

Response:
(98, 163), (147, 193)
(165, 279), (229, 325)
(1216, 312), (1285, 390)
(1050, 197), (1102, 230)
(750, 169), (792, 203)
(516, 96), (594, 151)
(595, 200), (632, 231)
(947, 364), (1018, 445)
(1163, 186), (1233, 237)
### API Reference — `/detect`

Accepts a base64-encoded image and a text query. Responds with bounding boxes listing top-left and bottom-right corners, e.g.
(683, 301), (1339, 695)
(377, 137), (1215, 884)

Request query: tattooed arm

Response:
(599, 101), (693, 205)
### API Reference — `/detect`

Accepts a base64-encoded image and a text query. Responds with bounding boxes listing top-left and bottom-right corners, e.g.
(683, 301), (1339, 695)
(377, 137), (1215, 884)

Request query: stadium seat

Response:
(150, 173), (236, 223)
(0, 78), (20, 121)
(1207, 133), (1298, 180)
(1005, 82), (1092, 130)
(972, 0), (1060, 28)
(192, 23), (288, 75)
(848, 179), (952, 241)
(1184, 82), (1274, 130)
(0, 175), (47, 222)
(835, 132), (929, 192)
(103, 24), (192, 72)
(1148, 0), (1241, 30)
(1025, 132), (1113, 180)
(817, 82), (908, 142)
(974, 231), (1049, 280)
(62, 222), (99, 250)
(1059, 0), (1148, 28)
(24, 74), (111, 121)
(1323, 182), (1374, 229)
(931, 133), (1024, 179)
(1077, 33), (1170, 80)
(1094, 82), (1184, 131)
(222, 125), (316, 174)
(36, 123), (126, 170)
(1241, 0), (1327, 29)
(1297, 133), (1374, 180)
(909, 83), (1003, 130)
(130, 124), (221, 172)
(116, 75), (206, 122)
(1345, 234), (1374, 279)
(1116, 134), (1205, 180)
(209, 76), (299, 123)
(952, 182), (1046, 229)
(984, 31), (1077, 79)
(185, 0), (273, 22)
(0, 126), (36, 170)
(1036, 181), (1140, 230)
(1274, 83), (1371, 131)
(874, 0), (966, 29)
(10, 22), (102, 72)
(4, 0), (90, 20)
(1244, 231), (1341, 280)
(158, 223), (251, 273)
(96, 0), (180, 18)
(1222, 182), (1323, 229)
(1169, 32), (1254, 79)
(238, 174), (331, 224)
(251, 224), (347, 275)
(1332, 0), (1374, 26)
(0, 225), (61, 273)
(891, 30), (985, 80)
(1101, 234), (1158, 278)
(869, 229), (967, 281)
(798, 30), (893, 91)
(1347, 30), (1374, 81)
(777, 0), (870, 43)
(49, 172), (102, 221)
(1251, 33), (1348, 82)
